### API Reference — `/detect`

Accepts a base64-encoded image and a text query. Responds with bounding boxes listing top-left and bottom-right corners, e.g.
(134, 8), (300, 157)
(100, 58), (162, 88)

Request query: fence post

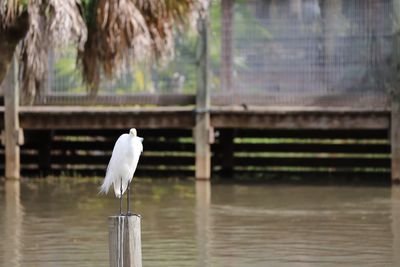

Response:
(195, 14), (212, 180)
(108, 215), (142, 267)
(392, 0), (400, 184)
(2, 57), (22, 180)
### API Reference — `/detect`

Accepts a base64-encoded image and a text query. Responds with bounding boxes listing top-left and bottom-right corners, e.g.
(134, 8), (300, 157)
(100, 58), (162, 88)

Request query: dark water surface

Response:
(0, 179), (399, 267)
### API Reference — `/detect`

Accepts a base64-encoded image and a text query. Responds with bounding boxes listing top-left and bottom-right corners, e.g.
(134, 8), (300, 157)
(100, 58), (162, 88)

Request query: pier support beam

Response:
(392, 0), (400, 184)
(195, 14), (212, 180)
(219, 129), (234, 178)
(108, 215), (142, 267)
(392, 101), (400, 184)
(2, 59), (22, 180)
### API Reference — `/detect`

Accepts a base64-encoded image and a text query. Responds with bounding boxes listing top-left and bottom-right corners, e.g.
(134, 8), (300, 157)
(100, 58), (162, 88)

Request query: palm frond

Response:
(19, 0), (87, 104)
(79, 0), (208, 93)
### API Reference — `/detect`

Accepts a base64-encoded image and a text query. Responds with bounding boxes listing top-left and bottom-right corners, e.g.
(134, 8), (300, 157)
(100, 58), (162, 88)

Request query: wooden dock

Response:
(0, 105), (389, 130)
(0, 104), (394, 183)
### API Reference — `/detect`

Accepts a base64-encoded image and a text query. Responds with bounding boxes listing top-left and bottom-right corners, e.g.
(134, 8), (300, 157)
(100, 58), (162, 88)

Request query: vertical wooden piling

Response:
(4, 180), (23, 267)
(2, 58), (22, 180)
(392, 101), (400, 184)
(195, 14), (212, 180)
(220, 129), (234, 177)
(109, 215), (142, 267)
(196, 181), (211, 266)
(392, 0), (400, 184)
(392, 187), (400, 264)
(221, 0), (234, 92)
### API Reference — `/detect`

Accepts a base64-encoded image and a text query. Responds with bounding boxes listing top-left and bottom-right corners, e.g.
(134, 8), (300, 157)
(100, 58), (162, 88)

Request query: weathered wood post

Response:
(2, 58), (22, 180)
(219, 129), (234, 177)
(196, 181), (211, 266)
(108, 215), (142, 267)
(195, 12), (212, 180)
(392, 0), (400, 184)
(392, 187), (400, 264)
(4, 180), (23, 267)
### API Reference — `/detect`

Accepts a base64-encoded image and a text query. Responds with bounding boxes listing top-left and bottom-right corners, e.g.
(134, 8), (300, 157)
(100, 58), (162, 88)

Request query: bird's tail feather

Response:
(99, 170), (114, 195)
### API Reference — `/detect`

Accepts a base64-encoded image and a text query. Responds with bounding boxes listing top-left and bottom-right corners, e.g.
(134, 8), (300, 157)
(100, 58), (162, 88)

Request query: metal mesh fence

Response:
(36, 32), (198, 105)
(213, 0), (393, 106)
(34, 0), (394, 107)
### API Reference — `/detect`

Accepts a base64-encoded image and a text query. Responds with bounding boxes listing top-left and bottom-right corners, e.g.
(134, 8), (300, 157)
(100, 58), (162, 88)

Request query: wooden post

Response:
(392, 187), (400, 264)
(392, 0), (400, 184)
(221, 0), (234, 92)
(195, 14), (212, 180)
(4, 180), (23, 267)
(392, 101), (400, 184)
(38, 130), (53, 177)
(195, 181), (211, 266)
(108, 215), (142, 267)
(219, 129), (234, 178)
(2, 57), (22, 180)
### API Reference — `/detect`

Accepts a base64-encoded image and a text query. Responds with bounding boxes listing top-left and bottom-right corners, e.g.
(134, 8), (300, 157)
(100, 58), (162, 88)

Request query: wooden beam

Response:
(211, 108), (389, 129)
(392, 0), (400, 184)
(392, 101), (400, 183)
(109, 215), (142, 267)
(36, 93), (195, 106)
(195, 15), (212, 180)
(19, 107), (195, 129)
(3, 59), (21, 179)
(218, 129), (235, 177)
(392, 187), (400, 264)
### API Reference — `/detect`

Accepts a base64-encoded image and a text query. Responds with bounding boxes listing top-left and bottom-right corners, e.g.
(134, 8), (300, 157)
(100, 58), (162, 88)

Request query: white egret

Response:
(100, 128), (143, 215)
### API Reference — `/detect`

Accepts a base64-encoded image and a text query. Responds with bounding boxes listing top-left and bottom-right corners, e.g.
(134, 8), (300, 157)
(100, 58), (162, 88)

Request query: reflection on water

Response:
(0, 178), (399, 267)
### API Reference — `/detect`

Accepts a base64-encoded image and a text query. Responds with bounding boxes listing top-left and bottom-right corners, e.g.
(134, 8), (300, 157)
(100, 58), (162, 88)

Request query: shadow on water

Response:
(0, 177), (399, 267)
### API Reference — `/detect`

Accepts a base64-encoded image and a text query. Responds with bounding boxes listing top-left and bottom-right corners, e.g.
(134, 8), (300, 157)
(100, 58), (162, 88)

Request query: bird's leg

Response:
(119, 178), (123, 216)
(127, 181), (131, 216)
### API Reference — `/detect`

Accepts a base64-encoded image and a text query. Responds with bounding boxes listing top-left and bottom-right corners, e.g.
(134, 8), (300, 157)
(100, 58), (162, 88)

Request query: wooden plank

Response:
(21, 168), (194, 178)
(235, 129), (389, 139)
(3, 58), (20, 179)
(195, 15), (211, 180)
(232, 170), (390, 183)
(211, 93), (389, 108)
(52, 129), (193, 138)
(45, 155), (195, 165)
(35, 93), (195, 106)
(211, 111), (389, 129)
(229, 157), (390, 168)
(12, 105), (391, 131)
(234, 143), (390, 154)
(50, 141), (194, 152)
(109, 215), (142, 267)
(20, 107), (195, 129)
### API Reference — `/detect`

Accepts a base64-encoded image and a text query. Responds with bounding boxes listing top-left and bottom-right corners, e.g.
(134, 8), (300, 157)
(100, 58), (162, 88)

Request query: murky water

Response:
(0, 179), (399, 267)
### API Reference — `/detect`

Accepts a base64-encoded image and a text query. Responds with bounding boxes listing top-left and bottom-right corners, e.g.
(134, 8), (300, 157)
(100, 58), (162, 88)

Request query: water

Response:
(0, 179), (399, 267)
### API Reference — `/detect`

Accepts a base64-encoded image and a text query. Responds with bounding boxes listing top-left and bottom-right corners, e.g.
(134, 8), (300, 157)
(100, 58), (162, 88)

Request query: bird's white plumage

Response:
(100, 129), (143, 198)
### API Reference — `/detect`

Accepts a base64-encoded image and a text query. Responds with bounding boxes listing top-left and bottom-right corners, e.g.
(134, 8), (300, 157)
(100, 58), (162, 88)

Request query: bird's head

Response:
(130, 128), (144, 142)
(129, 128), (137, 136)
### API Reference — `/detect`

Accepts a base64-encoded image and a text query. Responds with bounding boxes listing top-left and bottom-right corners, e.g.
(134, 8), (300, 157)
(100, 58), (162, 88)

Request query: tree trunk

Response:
(0, 11), (29, 88)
